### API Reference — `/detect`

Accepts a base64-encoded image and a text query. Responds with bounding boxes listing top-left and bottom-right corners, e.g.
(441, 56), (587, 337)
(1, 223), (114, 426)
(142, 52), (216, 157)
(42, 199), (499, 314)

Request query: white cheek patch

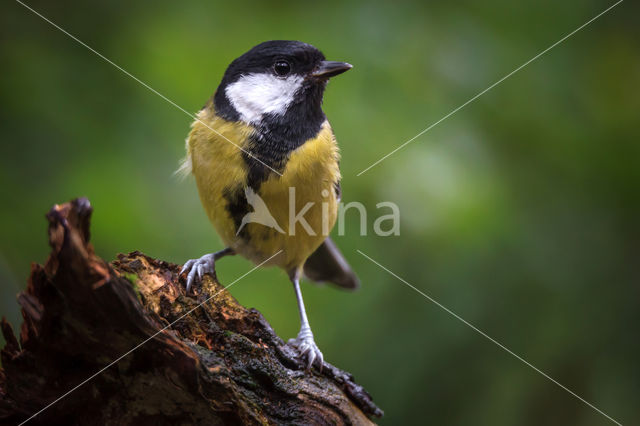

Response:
(225, 73), (304, 123)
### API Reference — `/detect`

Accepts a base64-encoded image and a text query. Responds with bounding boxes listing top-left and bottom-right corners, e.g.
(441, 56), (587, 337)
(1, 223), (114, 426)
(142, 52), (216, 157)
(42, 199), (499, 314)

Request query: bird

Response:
(179, 40), (358, 369)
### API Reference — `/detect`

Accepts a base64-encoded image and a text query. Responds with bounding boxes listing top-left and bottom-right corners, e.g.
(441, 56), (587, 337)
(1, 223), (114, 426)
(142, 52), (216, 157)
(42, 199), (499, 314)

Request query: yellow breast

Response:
(186, 107), (341, 272)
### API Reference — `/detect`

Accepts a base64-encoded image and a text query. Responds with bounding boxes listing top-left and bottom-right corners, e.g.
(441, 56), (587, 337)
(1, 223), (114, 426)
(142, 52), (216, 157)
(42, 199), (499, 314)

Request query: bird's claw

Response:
(180, 254), (216, 293)
(287, 329), (324, 370)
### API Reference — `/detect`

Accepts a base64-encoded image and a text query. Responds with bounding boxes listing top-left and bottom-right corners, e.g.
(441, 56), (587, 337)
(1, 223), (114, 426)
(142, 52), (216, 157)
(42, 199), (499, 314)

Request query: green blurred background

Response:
(1, 0), (638, 424)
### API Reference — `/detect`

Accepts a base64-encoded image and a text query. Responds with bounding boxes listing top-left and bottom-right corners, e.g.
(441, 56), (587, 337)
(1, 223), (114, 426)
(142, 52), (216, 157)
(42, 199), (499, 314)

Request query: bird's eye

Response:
(273, 60), (291, 76)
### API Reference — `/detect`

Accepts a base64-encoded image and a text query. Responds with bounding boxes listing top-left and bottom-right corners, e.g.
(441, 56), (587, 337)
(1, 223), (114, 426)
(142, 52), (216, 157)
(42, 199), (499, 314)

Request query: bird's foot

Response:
(287, 327), (323, 370)
(180, 253), (217, 293)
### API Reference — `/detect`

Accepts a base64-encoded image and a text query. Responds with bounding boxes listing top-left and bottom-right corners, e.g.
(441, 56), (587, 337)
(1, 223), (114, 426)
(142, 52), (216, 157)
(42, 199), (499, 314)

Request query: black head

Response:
(213, 40), (352, 126)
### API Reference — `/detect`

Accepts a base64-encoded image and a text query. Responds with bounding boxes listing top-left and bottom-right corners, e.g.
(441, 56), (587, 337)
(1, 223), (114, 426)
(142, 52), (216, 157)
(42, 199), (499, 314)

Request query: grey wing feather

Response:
(303, 237), (359, 290)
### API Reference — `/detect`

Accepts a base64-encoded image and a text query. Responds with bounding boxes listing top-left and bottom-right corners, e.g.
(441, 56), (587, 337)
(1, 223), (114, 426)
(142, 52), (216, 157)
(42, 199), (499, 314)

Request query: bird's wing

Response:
(303, 237), (359, 290)
(334, 180), (342, 202)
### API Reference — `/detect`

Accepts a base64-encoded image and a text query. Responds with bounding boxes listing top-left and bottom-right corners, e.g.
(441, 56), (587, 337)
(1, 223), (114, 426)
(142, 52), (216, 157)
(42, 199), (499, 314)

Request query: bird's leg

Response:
(180, 247), (235, 292)
(287, 270), (324, 370)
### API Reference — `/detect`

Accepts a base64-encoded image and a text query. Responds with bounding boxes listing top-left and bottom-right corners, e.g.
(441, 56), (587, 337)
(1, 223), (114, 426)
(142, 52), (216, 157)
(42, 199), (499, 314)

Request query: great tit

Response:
(180, 40), (357, 369)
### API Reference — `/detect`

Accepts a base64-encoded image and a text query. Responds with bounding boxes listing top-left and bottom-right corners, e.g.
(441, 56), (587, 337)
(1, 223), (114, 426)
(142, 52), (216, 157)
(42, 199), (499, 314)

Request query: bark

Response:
(0, 198), (382, 425)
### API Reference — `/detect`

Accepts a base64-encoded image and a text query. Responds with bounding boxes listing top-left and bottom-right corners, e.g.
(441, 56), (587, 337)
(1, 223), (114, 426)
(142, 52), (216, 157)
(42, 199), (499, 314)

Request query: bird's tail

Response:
(303, 237), (359, 290)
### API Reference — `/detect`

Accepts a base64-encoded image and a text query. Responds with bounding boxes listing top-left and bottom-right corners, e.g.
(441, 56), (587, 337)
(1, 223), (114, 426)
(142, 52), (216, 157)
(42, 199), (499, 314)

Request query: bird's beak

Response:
(311, 61), (353, 79)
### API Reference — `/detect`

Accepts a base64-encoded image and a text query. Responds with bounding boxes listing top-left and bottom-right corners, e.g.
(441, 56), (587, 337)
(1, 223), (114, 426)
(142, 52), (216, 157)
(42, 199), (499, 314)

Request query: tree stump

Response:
(0, 198), (382, 425)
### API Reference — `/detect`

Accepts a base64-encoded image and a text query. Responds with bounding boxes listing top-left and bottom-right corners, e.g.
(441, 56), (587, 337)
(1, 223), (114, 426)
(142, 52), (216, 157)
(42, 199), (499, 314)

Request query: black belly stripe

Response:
(223, 183), (250, 239)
